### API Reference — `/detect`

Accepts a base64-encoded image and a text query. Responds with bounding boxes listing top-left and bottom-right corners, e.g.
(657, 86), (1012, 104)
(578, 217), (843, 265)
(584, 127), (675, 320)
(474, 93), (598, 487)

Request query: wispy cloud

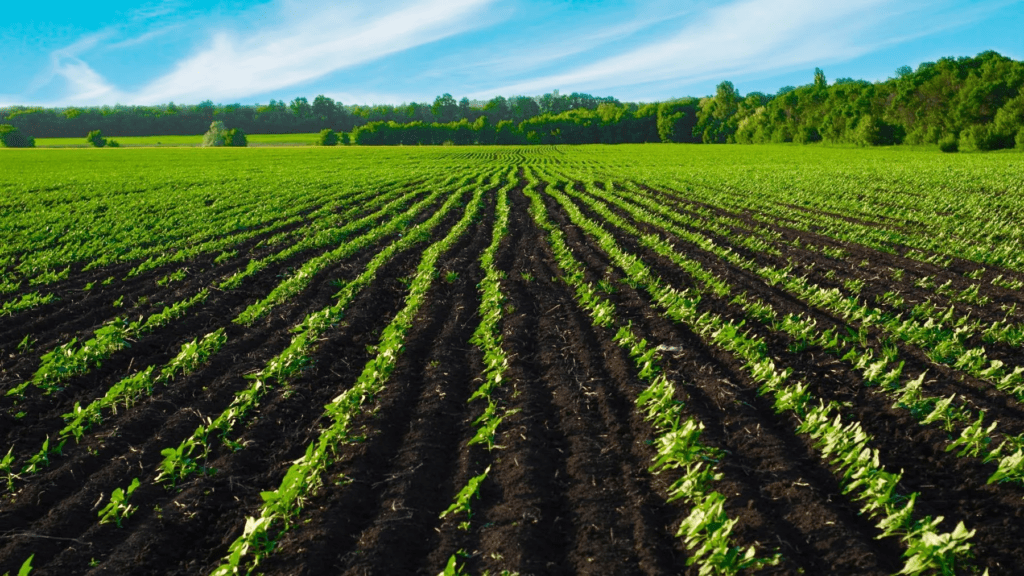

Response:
(6, 0), (1018, 107)
(417, 4), (695, 86)
(130, 0), (187, 22)
(104, 25), (183, 51)
(469, 0), (985, 98)
(50, 57), (120, 105)
(29, 31), (122, 105)
(129, 0), (494, 104)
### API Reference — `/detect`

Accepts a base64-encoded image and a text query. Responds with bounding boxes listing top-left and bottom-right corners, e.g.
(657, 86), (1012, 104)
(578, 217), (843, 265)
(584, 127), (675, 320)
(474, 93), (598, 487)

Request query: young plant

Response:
(98, 478), (141, 527)
(440, 467), (490, 528)
(16, 335), (35, 354)
(1, 447), (18, 491)
(5, 554), (34, 576)
(21, 437), (65, 475)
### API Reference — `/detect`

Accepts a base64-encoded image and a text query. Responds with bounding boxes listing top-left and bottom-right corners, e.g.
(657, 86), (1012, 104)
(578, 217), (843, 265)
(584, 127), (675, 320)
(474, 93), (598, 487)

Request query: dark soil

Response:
(2, 166), (1023, 576)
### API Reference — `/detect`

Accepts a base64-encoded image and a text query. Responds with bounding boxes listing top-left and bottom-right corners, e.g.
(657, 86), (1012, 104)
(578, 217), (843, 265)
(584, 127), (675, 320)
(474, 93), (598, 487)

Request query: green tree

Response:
(852, 115), (903, 146)
(351, 121), (382, 145)
(734, 106), (772, 144)
(695, 81), (740, 143)
(194, 100), (215, 122)
(290, 97), (312, 119)
(432, 93), (458, 123)
(793, 125), (822, 143)
(992, 94), (1024, 147)
(223, 128), (247, 147)
(814, 67), (828, 89)
(312, 95), (337, 125)
(452, 118), (474, 144)
(86, 130), (106, 148)
(629, 103), (660, 143)
(656, 98), (699, 143)
(316, 128), (339, 146)
(483, 96), (510, 123)
(494, 120), (520, 144)
(509, 96), (540, 123)
(202, 121), (227, 147)
(473, 115), (495, 144)
(0, 124), (35, 147)
(938, 134), (959, 152)
(960, 124), (998, 152)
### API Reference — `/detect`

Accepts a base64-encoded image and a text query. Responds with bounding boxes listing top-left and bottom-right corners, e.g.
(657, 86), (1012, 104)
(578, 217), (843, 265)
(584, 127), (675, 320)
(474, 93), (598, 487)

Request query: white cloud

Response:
(25, 31), (123, 106)
(20, 0), (494, 106)
(104, 25), (183, 51)
(420, 5), (694, 85)
(469, 0), (969, 98)
(12, 0), (1018, 106)
(131, 0), (186, 22)
(50, 57), (121, 105)
(128, 0), (494, 104)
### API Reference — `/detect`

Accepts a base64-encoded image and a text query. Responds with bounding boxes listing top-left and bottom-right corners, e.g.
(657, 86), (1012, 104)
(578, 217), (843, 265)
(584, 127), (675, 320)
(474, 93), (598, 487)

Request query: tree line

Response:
(2, 51), (1022, 150)
(0, 92), (617, 140)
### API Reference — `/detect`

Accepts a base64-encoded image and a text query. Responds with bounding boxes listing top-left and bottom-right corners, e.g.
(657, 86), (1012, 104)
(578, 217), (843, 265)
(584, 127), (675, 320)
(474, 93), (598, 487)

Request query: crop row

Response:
(210, 169), (497, 575)
(536, 167), (983, 574)
(570, 176), (1024, 490)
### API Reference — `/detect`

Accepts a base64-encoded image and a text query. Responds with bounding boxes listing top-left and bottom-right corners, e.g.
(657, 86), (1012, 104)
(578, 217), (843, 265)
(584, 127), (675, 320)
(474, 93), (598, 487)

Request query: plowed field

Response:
(1, 145), (1023, 575)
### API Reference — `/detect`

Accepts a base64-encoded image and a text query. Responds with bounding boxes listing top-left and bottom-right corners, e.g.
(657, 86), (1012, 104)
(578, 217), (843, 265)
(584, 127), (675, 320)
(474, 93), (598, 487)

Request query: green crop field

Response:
(32, 133), (323, 147)
(1, 144), (1023, 576)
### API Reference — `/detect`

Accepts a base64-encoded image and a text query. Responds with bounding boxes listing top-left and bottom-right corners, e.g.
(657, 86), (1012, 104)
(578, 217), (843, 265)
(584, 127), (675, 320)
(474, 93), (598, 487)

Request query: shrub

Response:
(0, 124), (34, 148)
(107, 140), (121, 148)
(938, 134), (958, 153)
(656, 98), (700, 143)
(770, 126), (793, 143)
(1017, 128), (1024, 151)
(852, 115), (903, 146)
(351, 122), (382, 145)
(794, 125), (822, 144)
(224, 129), (247, 147)
(339, 132), (350, 145)
(993, 94), (1024, 147)
(202, 122), (227, 147)
(316, 128), (339, 146)
(960, 124), (998, 152)
(201, 123), (246, 147)
(86, 130), (107, 148)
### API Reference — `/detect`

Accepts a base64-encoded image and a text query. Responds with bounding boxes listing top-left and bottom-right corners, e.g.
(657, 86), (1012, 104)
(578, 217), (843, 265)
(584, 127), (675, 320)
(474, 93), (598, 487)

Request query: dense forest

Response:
(2, 51), (1023, 150)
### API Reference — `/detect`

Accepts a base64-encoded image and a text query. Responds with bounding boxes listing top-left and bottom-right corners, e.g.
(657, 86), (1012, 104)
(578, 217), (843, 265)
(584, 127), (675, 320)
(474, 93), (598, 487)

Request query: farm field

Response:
(1, 144), (1024, 575)
(33, 133), (323, 147)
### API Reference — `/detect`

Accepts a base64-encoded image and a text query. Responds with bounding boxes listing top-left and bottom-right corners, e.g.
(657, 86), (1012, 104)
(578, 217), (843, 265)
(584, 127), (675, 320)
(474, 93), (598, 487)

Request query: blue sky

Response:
(2, 0), (1022, 108)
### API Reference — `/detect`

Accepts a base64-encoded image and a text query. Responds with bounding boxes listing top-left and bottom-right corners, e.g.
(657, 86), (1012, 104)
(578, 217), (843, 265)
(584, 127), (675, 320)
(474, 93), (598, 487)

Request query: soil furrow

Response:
(0, 196), (454, 575)
(555, 179), (1024, 574)
(541, 175), (902, 574)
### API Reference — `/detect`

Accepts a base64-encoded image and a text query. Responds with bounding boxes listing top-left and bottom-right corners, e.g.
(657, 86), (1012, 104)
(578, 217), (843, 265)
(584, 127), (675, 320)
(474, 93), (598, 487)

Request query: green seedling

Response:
(21, 437), (65, 475)
(7, 554), (34, 576)
(98, 478), (140, 527)
(965, 267), (985, 280)
(440, 467), (490, 527)
(1, 447), (18, 491)
(16, 335), (35, 353)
